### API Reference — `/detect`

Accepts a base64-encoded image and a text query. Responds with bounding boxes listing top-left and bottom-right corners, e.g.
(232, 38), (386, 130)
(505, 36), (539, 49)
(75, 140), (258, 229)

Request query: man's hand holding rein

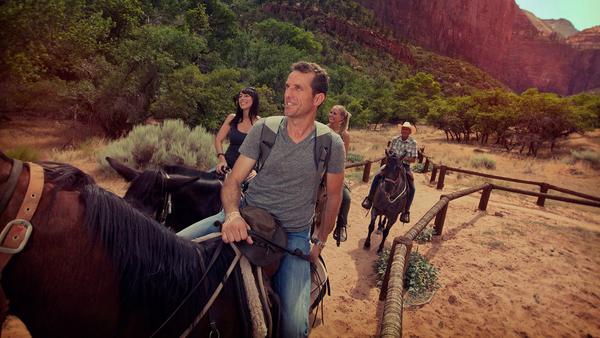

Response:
(222, 210), (253, 244)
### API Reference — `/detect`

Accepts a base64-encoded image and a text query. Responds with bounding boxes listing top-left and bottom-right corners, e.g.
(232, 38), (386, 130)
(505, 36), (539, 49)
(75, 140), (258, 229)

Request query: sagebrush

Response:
(99, 119), (216, 171)
(5, 146), (40, 162)
(375, 249), (440, 298)
(470, 156), (496, 170)
(570, 150), (600, 169)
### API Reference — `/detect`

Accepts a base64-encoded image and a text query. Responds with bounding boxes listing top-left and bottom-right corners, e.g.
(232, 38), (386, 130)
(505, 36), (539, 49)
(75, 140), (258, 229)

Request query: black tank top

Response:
(224, 121), (247, 168)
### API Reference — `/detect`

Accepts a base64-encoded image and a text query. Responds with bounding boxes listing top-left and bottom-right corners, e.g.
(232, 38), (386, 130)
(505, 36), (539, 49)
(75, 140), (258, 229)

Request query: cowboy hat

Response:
(400, 121), (417, 135)
(237, 206), (287, 267)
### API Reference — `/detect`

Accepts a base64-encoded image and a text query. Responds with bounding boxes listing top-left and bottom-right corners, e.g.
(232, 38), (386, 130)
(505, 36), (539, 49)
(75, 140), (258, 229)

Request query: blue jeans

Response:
(177, 213), (311, 337)
(177, 209), (225, 239)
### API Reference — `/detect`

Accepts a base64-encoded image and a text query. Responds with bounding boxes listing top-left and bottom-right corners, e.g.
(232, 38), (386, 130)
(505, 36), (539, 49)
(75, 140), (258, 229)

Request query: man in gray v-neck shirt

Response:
(240, 117), (345, 232)
(178, 61), (345, 337)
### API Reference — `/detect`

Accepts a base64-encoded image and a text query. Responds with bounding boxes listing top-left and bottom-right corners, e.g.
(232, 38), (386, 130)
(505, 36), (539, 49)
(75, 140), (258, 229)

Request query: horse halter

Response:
(156, 170), (172, 225)
(381, 159), (408, 203)
(0, 160), (44, 322)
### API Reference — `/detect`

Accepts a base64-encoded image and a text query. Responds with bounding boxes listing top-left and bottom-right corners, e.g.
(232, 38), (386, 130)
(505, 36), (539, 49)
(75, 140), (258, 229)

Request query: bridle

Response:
(0, 159), (45, 323)
(380, 157), (408, 203)
(156, 170), (172, 225)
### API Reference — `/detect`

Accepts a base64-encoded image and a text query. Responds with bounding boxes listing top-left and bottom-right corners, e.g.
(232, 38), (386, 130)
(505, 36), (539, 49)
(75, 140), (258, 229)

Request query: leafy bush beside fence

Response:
(99, 119), (216, 171)
(375, 249), (440, 300)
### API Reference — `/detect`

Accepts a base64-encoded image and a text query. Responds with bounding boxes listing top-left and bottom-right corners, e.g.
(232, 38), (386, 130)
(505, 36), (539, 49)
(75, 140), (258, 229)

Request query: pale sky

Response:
(515, 0), (600, 31)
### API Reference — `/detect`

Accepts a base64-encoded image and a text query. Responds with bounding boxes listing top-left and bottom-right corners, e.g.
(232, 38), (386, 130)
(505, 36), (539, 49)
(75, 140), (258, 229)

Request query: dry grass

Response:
(2, 116), (599, 202)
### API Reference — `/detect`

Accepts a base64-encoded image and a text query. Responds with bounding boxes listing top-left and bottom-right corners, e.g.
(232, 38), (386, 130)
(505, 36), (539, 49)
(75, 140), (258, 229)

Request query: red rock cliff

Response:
(357, 0), (600, 94)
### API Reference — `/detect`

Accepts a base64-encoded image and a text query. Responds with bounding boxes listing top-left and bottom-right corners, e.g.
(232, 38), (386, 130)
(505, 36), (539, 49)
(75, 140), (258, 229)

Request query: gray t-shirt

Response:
(239, 117), (345, 232)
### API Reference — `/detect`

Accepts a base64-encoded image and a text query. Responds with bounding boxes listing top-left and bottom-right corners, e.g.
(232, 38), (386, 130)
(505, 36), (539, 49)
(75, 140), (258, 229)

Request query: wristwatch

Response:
(311, 237), (326, 250)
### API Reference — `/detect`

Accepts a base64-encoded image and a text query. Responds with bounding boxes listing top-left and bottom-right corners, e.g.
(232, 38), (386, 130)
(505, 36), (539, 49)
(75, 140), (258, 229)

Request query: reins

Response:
(149, 233), (242, 338)
(247, 228), (310, 262)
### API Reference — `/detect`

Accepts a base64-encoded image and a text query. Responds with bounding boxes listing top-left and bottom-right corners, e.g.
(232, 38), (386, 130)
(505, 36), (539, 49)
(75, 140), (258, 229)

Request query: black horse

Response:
(106, 157), (222, 232)
(364, 150), (409, 253)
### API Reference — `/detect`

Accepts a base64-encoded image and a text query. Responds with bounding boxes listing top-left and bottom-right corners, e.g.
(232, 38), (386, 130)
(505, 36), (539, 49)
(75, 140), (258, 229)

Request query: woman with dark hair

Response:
(214, 87), (260, 174)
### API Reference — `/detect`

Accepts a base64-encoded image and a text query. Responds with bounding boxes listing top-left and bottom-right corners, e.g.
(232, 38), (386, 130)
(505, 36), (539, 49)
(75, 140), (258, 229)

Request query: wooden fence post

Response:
(433, 198), (449, 236)
(380, 236), (413, 301)
(436, 165), (447, 190)
(430, 165), (438, 183)
(478, 185), (492, 211)
(536, 183), (549, 206)
(362, 161), (372, 183)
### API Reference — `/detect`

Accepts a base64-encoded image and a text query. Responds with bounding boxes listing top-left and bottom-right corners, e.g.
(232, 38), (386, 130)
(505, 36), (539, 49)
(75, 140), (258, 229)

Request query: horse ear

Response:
(165, 175), (199, 192)
(106, 157), (141, 182)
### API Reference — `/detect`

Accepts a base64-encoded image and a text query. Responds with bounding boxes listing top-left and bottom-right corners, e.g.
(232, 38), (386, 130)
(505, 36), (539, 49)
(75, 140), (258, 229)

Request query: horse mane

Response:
(124, 169), (165, 201)
(82, 184), (231, 324)
(38, 161), (96, 190)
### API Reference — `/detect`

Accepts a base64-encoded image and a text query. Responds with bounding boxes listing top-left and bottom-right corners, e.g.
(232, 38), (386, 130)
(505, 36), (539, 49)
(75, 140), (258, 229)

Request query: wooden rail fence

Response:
(341, 147), (600, 337)
(344, 156), (385, 182)
(378, 181), (600, 337)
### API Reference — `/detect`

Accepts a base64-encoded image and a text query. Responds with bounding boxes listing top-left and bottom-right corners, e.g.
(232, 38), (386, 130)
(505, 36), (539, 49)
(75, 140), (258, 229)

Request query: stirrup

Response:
(400, 212), (410, 223)
(361, 197), (372, 210)
(333, 225), (347, 245)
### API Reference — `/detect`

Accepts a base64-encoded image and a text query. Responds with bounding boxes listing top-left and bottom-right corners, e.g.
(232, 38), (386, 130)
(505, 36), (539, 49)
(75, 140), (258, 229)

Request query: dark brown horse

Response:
(106, 157), (223, 232)
(0, 152), (255, 337)
(364, 151), (409, 253)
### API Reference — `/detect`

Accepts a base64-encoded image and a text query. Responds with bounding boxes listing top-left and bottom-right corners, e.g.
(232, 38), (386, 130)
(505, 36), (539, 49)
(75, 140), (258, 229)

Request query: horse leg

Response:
(378, 218), (396, 253)
(376, 215), (385, 234)
(364, 212), (377, 249)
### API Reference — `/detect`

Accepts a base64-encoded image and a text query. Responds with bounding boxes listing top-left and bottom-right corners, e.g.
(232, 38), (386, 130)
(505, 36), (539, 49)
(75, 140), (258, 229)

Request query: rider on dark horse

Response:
(178, 61), (346, 338)
(361, 122), (417, 223)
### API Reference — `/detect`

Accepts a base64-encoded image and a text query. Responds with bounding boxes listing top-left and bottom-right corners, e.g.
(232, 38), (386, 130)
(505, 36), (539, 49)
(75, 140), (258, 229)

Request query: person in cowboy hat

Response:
(361, 121), (417, 223)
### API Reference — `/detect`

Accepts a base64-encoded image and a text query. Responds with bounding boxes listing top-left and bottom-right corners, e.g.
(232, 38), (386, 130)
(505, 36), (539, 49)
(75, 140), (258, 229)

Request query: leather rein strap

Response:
(0, 161), (45, 323)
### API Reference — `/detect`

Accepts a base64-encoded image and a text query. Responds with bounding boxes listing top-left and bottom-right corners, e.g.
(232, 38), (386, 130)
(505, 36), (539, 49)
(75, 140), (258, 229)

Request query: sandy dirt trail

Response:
(311, 172), (600, 337)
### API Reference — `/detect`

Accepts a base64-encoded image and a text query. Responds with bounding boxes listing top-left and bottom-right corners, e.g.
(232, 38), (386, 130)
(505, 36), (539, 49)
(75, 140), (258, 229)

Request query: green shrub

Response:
(470, 156), (496, 170)
(412, 162), (432, 173)
(99, 119), (216, 171)
(374, 248), (391, 286)
(374, 249), (440, 299)
(571, 150), (600, 169)
(404, 251), (440, 298)
(415, 226), (434, 243)
(6, 146), (41, 162)
(346, 152), (364, 163)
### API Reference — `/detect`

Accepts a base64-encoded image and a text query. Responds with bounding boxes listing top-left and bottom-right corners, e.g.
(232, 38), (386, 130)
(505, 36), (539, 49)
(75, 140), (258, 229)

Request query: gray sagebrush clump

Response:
(99, 119), (216, 172)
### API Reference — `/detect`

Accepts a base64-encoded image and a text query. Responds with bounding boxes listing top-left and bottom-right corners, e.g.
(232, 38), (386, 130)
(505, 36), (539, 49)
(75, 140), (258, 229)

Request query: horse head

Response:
(381, 150), (407, 196)
(106, 157), (222, 231)
(106, 157), (199, 224)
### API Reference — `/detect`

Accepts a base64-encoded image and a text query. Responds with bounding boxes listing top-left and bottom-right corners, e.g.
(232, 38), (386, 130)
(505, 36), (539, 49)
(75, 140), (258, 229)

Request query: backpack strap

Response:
(313, 122), (333, 204)
(314, 121), (332, 180)
(256, 117), (333, 186)
(256, 116), (285, 172)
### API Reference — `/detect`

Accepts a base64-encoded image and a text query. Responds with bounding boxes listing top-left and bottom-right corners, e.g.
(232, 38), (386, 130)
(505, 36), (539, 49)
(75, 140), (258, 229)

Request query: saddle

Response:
(237, 206), (330, 327)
